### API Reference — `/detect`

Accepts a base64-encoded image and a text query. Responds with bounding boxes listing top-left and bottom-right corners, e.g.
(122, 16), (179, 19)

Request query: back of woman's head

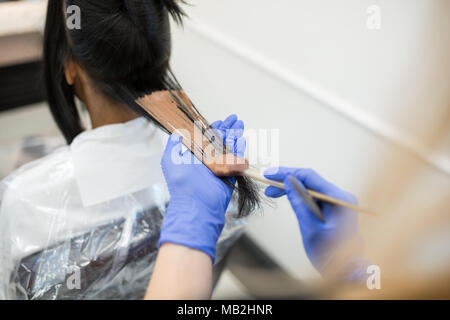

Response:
(44, 0), (186, 143)
(44, 0), (260, 217)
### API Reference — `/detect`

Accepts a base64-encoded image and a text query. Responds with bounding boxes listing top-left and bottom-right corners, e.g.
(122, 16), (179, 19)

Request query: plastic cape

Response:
(0, 118), (246, 299)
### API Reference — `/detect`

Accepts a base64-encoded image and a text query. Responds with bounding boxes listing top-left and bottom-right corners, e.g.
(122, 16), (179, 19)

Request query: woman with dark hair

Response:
(0, 0), (249, 300)
(44, 0), (184, 144)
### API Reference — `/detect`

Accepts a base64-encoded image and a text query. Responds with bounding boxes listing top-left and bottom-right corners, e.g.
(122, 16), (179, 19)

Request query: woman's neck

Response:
(87, 97), (140, 129)
(77, 83), (140, 129)
(74, 69), (140, 129)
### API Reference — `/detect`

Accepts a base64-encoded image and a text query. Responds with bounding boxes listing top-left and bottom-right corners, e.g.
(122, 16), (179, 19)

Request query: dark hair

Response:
(43, 0), (259, 216)
(44, 0), (186, 143)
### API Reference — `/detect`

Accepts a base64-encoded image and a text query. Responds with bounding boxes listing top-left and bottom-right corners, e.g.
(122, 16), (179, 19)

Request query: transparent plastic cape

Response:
(0, 118), (246, 300)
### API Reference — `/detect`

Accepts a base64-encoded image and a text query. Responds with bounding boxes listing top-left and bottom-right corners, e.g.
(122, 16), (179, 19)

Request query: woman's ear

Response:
(64, 58), (78, 85)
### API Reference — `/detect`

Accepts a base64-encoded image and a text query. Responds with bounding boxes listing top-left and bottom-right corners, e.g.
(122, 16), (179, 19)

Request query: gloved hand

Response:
(158, 115), (245, 263)
(264, 167), (367, 280)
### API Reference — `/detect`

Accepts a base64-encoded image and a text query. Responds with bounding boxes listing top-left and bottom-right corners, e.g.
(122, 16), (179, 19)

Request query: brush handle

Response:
(243, 168), (376, 216)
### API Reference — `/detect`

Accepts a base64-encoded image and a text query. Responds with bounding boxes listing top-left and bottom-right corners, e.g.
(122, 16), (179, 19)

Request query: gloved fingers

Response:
(294, 169), (356, 203)
(161, 133), (199, 166)
(292, 168), (334, 193)
(207, 127), (224, 151)
(220, 114), (238, 130)
(210, 120), (223, 129)
(162, 134), (183, 162)
(284, 175), (323, 224)
(264, 166), (297, 182)
(166, 133), (182, 152)
(210, 116), (246, 157)
(210, 121), (224, 141)
(230, 119), (244, 133)
(264, 167), (355, 203)
(226, 119), (243, 146)
(181, 145), (202, 165)
(224, 176), (237, 187)
(235, 136), (246, 158)
(221, 119), (243, 155)
(210, 115), (239, 147)
(264, 186), (286, 198)
(228, 120), (244, 141)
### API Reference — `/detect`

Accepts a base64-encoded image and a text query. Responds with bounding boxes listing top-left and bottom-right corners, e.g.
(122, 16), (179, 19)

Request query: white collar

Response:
(70, 117), (167, 207)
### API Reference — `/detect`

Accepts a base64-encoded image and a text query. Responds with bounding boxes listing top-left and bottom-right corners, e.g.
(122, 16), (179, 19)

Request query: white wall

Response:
(170, 0), (450, 280)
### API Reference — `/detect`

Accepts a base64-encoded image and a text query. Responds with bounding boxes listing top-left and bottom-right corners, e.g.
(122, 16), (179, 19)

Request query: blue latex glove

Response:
(158, 115), (245, 263)
(264, 167), (367, 279)
(210, 115), (246, 159)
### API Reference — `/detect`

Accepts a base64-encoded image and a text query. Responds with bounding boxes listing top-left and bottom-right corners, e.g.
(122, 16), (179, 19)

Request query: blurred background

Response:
(0, 0), (449, 298)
